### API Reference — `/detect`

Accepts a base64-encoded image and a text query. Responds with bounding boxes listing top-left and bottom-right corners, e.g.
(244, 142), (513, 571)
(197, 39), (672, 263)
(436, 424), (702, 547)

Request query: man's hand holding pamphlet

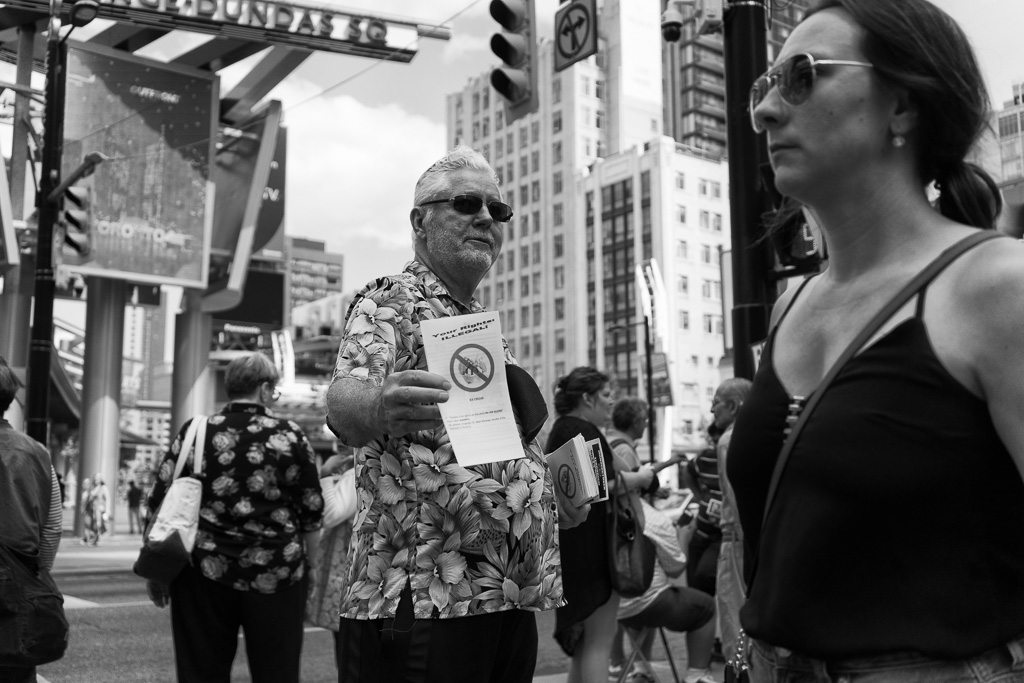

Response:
(546, 434), (610, 508)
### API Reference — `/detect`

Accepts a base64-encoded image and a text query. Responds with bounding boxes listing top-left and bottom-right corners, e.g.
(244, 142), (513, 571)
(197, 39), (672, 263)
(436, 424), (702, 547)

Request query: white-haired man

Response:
(326, 146), (587, 682)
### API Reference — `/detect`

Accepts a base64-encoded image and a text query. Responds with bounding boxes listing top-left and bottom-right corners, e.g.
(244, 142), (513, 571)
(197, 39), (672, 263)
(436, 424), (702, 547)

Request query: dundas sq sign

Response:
(4, 0), (434, 60)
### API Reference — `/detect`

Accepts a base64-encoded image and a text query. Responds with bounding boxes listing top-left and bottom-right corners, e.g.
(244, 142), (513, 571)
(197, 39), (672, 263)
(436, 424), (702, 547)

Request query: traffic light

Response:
(489, 0), (538, 124)
(61, 185), (92, 256)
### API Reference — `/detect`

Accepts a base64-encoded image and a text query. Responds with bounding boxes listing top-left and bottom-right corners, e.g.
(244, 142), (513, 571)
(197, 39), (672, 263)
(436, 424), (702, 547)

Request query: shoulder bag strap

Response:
(192, 416), (207, 476)
(759, 230), (1003, 531)
(171, 416), (204, 481)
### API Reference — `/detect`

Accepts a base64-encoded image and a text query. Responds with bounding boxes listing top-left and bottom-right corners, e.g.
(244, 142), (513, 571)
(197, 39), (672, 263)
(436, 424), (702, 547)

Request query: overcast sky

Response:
(11, 0), (1024, 296)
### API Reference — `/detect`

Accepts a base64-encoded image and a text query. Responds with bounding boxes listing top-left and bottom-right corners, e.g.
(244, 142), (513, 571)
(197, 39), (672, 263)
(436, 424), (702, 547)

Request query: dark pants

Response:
(336, 585), (538, 683)
(0, 665), (35, 683)
(687, 532), (722, 596)
(169, 565), (307, 683)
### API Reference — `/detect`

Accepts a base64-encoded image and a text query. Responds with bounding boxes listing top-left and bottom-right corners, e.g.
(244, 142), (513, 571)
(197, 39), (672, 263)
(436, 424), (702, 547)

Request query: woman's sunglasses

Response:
(749, 52), (873, 133)
(419, 195), (514, 223)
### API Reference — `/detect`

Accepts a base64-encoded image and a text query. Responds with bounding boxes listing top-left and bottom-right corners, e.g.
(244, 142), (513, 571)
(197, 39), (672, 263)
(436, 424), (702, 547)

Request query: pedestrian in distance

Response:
(0, 356), (63, 683)
(546, 367), (619, 683)
(325, 145), (589, 683)
(708, 378), (752, 683)
(126, 479), (143, 534)
(79, 476), (94, 545)
(145, 352), (324, 683)
(730, 0), (1024, 680)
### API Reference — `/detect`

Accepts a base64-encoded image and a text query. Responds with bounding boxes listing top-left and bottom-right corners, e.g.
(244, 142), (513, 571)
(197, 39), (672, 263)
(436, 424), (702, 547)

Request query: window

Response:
(521, 276), (529, 297)
(472, 122), (479, 141)
(553, 171), (563, 194)
(553, 111), (562, 134)
(700, 210), (710, 229)
(554, 234), (564, 258)
(533, 303), (542, 326)
(497, 282), (505, 301)
(533, 334), (542, 356)
(702, 279), (713, 298)
(531, 151), (539, 173)
(533, 211), (541, 233)
(707, 356), (716, 367)
(582, 75), (590, 96)
(496, 167), (504, 185)
(521, 336), (530, 357)
(554, 266), (565, 289)
(508, 338), (516, 355)
(506, 162), (514, 183)
(531, 121), (539, 143)
(519, 214), (527, 235)
(531, 181), (540, 202)
(482, 286), (490, 308)
(552, 77), (561, 103)
(482, 143), (489, 161)
(555, 297), (565, 320)
(677, 206), (687, 224)
(482, 117), (490, 137)
(521, 245), (529, 267)
(506, 133), (514, 154)
(701, 244), (712, 264)
(521, 306), (530, 327)
(519, 126), (528, 149)
(703, 314), (714, 334)
(483, 89), (489, 109)
(519, 185), (528, 206)
(555, 329), (566, 352)
(553, 141), (562, 164)
(595, 79), (605, 100)
(508, 308), (516, 330)
(699, 179), (709, 196)
(496, 255), (505, 275)
(496, 110), (503, 130)
(555, 361), (566, 380)
(532, 272), (540, 293)
(520, 156), (528, 177)
(507, 279), (514, 300)
(712, 181), (722, 199)
(496, 138), (503, 158)
(596, 110), (605, 129)
(532, 242), (541, 263)
(680, 311), (690, 330)
(677, 240), (688, 259)
(691, 354), (699, 366)
(508, 251), (515, 270)
(553, 203), (564, 226)
(676, 173), (686, 190)
(678, 275), (689, 293)
(472, 92), (479, 114)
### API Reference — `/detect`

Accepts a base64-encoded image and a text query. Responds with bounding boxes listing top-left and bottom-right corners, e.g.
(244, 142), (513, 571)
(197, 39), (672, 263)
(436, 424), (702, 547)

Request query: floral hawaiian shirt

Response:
(149, 402), (324, 593)
(331, 261), (563, 620)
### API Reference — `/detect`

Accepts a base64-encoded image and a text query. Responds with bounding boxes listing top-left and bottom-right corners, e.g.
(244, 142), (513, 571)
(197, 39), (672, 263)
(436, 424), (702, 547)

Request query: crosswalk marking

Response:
(63, 596), (152, 609)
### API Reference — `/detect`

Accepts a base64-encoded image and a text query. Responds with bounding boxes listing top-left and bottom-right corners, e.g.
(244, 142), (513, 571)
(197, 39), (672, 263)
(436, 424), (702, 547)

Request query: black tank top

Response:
(727, 280), (1024, 660)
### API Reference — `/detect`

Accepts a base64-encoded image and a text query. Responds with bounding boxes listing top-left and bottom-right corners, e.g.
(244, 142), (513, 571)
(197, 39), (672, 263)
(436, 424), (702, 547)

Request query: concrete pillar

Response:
(76, 277), (126, 536)
(0, 25), (39, 432)
(171, 288), (213, 435)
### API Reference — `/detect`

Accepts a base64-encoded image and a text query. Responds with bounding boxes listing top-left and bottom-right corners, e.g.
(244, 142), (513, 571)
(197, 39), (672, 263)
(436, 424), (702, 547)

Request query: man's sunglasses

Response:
(419, 195), (514, 223)
(749, 52), (873, 133)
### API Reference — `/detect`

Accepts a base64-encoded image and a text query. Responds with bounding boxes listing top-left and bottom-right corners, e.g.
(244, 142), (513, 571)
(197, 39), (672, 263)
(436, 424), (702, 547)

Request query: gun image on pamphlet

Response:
(546, 434), (610, 508)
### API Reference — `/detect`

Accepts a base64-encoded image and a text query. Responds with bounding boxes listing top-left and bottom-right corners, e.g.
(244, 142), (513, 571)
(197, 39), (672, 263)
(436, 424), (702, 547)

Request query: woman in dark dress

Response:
(546, 367), (617, 683)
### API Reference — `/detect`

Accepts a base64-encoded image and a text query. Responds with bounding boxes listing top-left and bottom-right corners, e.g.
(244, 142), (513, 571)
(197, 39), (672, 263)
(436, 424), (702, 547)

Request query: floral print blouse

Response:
(149, 402), (324, 593)
(331, 261), (564, 620)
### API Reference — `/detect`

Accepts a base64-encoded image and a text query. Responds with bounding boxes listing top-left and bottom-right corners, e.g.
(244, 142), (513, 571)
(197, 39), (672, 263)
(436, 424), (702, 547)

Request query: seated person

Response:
(617, 503), (716, 683)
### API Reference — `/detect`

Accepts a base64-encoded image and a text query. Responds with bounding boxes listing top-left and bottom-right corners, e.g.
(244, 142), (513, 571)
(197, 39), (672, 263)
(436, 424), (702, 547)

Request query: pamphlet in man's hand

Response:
(546, 434), (610, 508)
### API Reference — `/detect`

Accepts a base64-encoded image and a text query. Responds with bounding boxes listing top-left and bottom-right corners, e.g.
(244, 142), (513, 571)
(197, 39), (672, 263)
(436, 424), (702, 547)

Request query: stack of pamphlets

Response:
(546, 434), (609, 508)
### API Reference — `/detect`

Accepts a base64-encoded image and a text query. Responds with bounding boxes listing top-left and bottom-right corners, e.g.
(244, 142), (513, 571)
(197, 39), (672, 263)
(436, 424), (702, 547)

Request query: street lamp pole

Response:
(643, 314), (655, 465)
(25, 5), (68, 444)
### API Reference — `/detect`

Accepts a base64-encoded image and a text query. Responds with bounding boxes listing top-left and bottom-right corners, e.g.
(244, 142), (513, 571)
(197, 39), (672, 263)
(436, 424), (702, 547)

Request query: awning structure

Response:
(49, 348), (159, 446)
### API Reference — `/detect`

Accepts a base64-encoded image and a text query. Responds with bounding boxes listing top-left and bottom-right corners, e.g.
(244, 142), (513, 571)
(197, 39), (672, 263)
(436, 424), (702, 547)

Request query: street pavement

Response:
(49, 502), (723, 683)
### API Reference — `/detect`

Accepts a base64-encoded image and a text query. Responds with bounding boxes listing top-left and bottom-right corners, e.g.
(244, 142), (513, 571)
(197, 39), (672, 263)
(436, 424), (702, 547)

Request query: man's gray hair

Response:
(413, 145), (500, 207)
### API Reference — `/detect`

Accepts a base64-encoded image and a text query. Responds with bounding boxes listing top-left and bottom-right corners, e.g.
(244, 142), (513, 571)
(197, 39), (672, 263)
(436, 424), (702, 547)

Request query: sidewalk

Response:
(53, 500), (142, 576)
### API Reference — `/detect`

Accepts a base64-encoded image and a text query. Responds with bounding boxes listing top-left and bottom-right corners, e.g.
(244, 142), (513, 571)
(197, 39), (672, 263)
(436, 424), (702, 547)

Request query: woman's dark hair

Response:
(553, 366), (609, 416)
(0, 355), (18, 416)
(807, 0), (1000, 228)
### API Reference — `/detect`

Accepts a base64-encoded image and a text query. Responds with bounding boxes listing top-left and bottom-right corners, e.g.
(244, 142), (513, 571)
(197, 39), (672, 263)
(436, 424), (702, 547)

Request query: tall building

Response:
(997, 81), (1024, 184)
(286, 237), (345, 312)
(447, 0), (732, 453)
(661, 0), (810, 157)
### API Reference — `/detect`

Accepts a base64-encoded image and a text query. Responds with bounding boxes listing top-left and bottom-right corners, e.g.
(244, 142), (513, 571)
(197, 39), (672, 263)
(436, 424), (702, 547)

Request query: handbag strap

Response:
(759, 230), (1002, 530)
(172, 416), (207, 480)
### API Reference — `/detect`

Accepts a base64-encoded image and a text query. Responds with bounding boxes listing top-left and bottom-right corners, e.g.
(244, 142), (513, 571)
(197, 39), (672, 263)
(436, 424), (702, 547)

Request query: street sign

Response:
(554, 0), (597, 73)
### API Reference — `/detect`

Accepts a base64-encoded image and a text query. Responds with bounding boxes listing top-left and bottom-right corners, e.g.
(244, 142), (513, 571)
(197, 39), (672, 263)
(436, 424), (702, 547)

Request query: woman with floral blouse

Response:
(145, 353), (323, 683)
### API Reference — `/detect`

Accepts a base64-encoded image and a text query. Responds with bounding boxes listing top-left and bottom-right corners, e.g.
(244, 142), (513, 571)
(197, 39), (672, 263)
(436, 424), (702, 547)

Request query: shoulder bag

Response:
(608, 471), (656, 598)
(729, 230), (1003, 678)
(0, 544), (69, 666)
(133, 416), (207, 584)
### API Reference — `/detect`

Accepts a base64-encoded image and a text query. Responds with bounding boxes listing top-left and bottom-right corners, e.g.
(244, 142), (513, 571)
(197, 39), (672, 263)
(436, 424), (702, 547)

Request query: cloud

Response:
(442, 33), (490, 64)
(266, 80), (446, 290)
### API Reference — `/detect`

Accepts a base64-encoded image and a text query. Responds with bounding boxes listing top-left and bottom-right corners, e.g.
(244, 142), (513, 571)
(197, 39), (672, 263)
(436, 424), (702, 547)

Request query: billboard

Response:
(61, 42), (216, 288)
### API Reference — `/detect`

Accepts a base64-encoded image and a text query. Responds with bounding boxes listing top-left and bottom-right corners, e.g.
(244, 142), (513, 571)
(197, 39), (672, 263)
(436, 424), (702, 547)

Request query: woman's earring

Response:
(892, 133), (906, 148)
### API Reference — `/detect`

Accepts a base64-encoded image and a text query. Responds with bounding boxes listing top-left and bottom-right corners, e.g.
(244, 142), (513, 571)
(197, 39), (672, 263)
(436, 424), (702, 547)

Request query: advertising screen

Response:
(61, 42), (216, 288)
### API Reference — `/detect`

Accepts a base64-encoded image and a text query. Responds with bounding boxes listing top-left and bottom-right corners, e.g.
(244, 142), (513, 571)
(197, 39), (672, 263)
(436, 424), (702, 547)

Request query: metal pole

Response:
(724, 0), (773, 380)
(644, 316), (655, 465)
(25, 20), (66, 444)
